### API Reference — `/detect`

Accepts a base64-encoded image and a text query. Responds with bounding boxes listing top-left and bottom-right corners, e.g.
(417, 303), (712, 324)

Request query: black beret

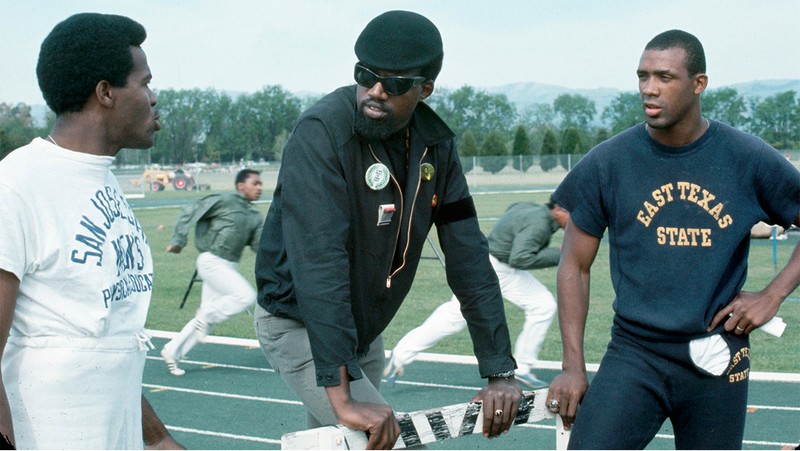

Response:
(354, 10), (443, 72)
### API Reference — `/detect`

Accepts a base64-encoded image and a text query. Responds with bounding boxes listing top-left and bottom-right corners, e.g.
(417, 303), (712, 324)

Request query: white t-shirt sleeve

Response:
(0, 183), (36, 280)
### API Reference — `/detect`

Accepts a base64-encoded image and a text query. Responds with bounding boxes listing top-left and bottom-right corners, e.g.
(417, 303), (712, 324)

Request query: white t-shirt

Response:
(0, 137), (152, 338)
(0, 138), (154, 448)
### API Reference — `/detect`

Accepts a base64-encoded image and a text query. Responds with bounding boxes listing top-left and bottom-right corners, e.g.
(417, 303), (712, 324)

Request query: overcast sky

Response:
(2, 0), (798, 106)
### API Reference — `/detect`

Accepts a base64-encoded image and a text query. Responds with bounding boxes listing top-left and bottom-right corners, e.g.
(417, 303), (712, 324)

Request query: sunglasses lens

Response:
(354, 64), (421, 96)
(382, 79), (412, 96)
(354, 65), (378, 89)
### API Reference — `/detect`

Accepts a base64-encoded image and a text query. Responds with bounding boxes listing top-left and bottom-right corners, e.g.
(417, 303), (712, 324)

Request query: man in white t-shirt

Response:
(0, 13), (182, 449)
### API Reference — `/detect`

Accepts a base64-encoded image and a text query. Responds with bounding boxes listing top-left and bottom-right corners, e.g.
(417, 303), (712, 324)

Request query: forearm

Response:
(556, 222), (598, 372)
(170, 198), (216, 248)
(460, 288), (515, 375)
(0, 386), (14, 449)
(458, 287), (515, 375)
(521, 247), (561, 270)
(142, 396), (183, 449)
(0, 270), (18, 448)
(169, 212), (194, 248)
(762, 242), (800, 305)
(557, 266), (590, 372)
(325, 365), (353, 416)
(444, 225), (514, 373)
(325, 366), (400, 448)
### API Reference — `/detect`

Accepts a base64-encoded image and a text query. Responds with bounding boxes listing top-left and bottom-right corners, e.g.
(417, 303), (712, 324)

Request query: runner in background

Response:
(160, 169), (263, 376)
(385, 199), (568, 390)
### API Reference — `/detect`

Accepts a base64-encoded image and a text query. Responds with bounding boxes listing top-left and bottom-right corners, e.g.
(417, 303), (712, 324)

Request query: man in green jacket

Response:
(160, 168), (263, 376)
(385, 199), (568, 389)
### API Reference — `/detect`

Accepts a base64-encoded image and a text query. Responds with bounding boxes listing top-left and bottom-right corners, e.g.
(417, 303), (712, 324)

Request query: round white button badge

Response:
(365, 163), (390, 190)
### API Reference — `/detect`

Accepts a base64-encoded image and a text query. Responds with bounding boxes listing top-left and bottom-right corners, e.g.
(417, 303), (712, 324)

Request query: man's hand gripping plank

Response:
(281, 389), (570, 450)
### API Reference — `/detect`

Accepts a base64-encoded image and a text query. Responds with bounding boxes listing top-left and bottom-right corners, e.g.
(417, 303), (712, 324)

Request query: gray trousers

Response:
(254, 305), (387, 428)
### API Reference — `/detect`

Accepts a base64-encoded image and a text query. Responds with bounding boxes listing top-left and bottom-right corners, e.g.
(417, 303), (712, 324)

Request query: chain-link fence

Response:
(113, 149), (800, 199)
(458, 149), (800, 192)
(459, 155), (572, 192)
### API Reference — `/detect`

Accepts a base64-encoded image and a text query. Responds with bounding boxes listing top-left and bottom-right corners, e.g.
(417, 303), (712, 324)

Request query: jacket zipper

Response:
(368, 144), (402, 287)
(369, 146), (429, 288)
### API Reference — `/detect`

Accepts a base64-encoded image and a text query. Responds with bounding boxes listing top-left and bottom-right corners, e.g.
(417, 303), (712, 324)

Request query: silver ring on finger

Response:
(548, 399), (560, 412)
(494, 409), (503, 417)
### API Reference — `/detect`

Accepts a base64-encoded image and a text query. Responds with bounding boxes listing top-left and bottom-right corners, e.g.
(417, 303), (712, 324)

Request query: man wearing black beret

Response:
(254, 10), (522, 449)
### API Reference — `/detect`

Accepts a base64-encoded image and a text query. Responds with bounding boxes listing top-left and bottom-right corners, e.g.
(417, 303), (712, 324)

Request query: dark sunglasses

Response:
(354, 63), (426, 96)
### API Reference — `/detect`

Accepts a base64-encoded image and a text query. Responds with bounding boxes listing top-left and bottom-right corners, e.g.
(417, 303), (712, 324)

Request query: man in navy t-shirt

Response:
(549, 29), (800, 449)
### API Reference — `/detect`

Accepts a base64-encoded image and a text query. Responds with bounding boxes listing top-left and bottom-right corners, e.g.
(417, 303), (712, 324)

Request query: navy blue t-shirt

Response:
(553, 121), (800, 341)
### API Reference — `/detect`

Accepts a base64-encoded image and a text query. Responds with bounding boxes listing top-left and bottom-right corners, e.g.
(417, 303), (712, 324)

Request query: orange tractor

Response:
(131, 168), (206, 191)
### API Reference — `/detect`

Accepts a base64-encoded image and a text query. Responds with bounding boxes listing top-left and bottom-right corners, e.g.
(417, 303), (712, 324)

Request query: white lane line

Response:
(145, 355), (274, 373)
(748, 404), (800, 412)
(144, 383), (302, 406)
(165, 425), (280, 445)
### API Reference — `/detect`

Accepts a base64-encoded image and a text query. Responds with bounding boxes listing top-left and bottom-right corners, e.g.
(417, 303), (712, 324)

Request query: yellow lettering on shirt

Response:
(636, 180), (735, 245)
(656, 227), (712, 246)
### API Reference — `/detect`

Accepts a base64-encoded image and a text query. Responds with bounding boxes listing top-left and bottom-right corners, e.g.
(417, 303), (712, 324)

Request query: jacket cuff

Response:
(169, 236), (187, 248)
(315, 360), (363, 387)
(477, 354), (517, 379)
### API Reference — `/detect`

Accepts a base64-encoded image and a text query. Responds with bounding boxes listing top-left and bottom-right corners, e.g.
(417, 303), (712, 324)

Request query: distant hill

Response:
(480, 79), (800, 113)
(482, 82), (623, 112)
(724, 79), (800, 100)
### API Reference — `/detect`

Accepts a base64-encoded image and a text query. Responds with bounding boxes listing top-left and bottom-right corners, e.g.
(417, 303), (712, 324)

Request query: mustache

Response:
(364, 100), (387, 112)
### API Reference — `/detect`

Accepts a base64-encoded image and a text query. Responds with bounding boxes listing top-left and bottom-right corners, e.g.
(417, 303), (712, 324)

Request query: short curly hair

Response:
(235, 168), (261, 186)
(645, 29), (706, 76)
(36, 13), (147, 115)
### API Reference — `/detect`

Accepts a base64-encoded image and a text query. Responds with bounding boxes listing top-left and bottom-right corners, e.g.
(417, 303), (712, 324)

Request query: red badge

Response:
(431, 194), (438, 207)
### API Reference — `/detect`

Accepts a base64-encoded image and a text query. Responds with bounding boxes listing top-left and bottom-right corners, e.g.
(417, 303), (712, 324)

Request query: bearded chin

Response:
(354, 109), (396, 141)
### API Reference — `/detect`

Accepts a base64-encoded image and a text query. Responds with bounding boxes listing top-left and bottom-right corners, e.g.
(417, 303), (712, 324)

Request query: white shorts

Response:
(2, 334), (148, 449)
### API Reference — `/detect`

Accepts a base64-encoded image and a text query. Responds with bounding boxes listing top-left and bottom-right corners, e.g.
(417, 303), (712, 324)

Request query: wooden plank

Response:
(281, 389), (559, 450)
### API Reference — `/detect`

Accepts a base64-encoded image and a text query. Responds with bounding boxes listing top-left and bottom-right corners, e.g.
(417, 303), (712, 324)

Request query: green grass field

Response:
(134, 188), (800, 373)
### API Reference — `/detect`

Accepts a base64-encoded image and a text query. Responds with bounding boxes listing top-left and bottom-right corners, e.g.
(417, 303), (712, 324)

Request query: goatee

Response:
(354, 108), (396, 141)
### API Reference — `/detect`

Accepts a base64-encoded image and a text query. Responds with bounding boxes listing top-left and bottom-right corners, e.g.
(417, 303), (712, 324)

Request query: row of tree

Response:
(2, 85), (799, 166)
(0, 103), (43, 160)
(431, 86), (800, 173)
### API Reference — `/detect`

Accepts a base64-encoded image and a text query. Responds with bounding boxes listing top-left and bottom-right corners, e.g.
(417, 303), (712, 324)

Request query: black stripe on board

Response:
(458, 402), (482, 436)
(398, 413), (421, 447)
(426, 411), (452, 441)
(515, 392), (536, 424)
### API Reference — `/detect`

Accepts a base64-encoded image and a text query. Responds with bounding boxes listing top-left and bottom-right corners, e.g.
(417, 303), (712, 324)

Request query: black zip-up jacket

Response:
(255, 85), (514, 386)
